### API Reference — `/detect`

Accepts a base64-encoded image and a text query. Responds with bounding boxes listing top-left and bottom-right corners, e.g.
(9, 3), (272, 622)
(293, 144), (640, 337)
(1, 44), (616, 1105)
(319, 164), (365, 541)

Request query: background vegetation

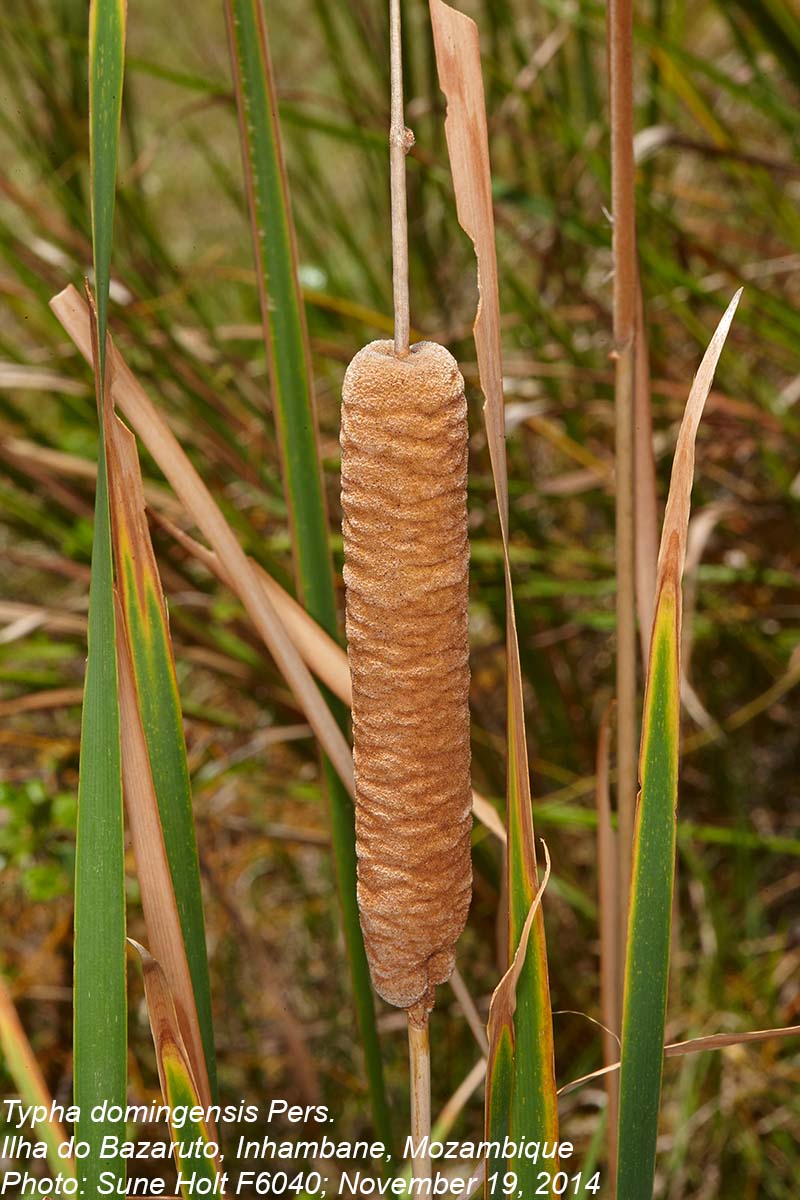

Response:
(0, 0), (798, 1196)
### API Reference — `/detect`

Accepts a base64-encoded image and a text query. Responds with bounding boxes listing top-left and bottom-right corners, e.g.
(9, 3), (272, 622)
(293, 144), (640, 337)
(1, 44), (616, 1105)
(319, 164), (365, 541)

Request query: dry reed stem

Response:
(433, 1057), (487, 1141)
(341, 339), (472, 1018)
(389, 0), (412, 356)
(595, 706), (619, 1191)
(609, 0), (638, 980)
(449, 966), (490, 1056)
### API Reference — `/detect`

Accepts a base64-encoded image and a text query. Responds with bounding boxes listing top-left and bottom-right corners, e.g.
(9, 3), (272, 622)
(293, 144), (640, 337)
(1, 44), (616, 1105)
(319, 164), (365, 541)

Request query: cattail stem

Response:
(389, 0), (411, 357)
(408, 1017), (432, 1182)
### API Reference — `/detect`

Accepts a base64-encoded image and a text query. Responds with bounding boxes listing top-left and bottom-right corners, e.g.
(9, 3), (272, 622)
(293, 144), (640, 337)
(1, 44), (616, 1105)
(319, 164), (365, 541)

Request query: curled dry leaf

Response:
(652, 288), (743, 623)
(560, 1022), (800, 1097)
(128, 940), (221, 1190)
(486, 841), (552, 1052)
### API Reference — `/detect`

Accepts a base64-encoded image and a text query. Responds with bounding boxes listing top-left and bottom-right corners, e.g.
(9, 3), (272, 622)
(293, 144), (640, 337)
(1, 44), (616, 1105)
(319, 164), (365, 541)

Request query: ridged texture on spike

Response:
(341, 339), (472, 1020)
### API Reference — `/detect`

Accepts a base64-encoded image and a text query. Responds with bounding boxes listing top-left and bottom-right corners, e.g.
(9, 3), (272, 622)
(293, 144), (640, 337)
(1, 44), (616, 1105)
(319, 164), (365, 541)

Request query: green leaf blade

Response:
(89, 0), (126, 360)
(616, 583), (680, 1200)
(74, 425), (127, 1193)
(163, 1054), (221, 1197)
(486, 1024), (514, 1182)
(225, 0), (331, 626)
(616, 289), (740, 1199)
(76, 1), (128, 1193)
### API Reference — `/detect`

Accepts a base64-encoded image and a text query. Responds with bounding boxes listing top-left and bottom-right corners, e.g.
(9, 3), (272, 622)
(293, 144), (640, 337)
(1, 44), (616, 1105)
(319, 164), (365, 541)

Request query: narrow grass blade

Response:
(0, 973), (75, 1179)
(429, 0), (559, 1186)
(89, 0), (126, 371)
(75, 1), (128, 1192)
(129, 941), (221, 1198)
(223, 0), (328, 618)
(616, 290), (742, 1200)
(107, 410), (216, 1104)
(223, 0), (392, 1152)
(77, 284), (127, 1200)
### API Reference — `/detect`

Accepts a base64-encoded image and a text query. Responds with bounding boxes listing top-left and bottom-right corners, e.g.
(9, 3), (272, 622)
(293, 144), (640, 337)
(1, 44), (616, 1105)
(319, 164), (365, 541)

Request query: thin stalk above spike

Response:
(390, 0), (411, 356)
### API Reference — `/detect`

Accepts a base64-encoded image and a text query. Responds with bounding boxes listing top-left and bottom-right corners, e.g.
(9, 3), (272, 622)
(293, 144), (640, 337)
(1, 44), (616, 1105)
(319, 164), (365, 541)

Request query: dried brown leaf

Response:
(560, 1023), (800, 1096)
(652, 290), (743, 622)
(153, 511), (352, 707)
(486, 843), (551, 1045)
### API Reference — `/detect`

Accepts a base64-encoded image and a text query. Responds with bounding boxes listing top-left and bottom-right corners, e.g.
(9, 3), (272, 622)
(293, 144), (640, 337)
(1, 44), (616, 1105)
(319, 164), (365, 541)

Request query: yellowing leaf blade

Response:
(107, 409), (216, 1105)
(115, 587), (214, 1125)
(617, 291), (741, 1199)
(0, 974), (75, 1178)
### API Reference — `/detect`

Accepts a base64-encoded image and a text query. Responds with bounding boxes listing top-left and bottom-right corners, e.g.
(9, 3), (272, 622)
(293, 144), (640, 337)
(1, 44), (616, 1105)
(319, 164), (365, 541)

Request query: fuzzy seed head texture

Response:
(340, 339), (473, 1020)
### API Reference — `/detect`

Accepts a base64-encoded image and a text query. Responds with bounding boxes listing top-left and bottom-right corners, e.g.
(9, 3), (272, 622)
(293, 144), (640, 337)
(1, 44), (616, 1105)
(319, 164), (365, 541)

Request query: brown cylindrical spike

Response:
(340, 339), (472, 1020)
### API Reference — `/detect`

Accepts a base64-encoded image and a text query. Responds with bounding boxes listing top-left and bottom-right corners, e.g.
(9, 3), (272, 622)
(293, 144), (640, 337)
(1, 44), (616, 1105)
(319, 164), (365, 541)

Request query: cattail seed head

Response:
(341, 339), (472, 1020)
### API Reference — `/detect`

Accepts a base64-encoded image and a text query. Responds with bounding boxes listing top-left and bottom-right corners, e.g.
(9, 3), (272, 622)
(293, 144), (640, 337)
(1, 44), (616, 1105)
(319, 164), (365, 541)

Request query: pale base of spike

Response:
(408, 1016), (431, 1183)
